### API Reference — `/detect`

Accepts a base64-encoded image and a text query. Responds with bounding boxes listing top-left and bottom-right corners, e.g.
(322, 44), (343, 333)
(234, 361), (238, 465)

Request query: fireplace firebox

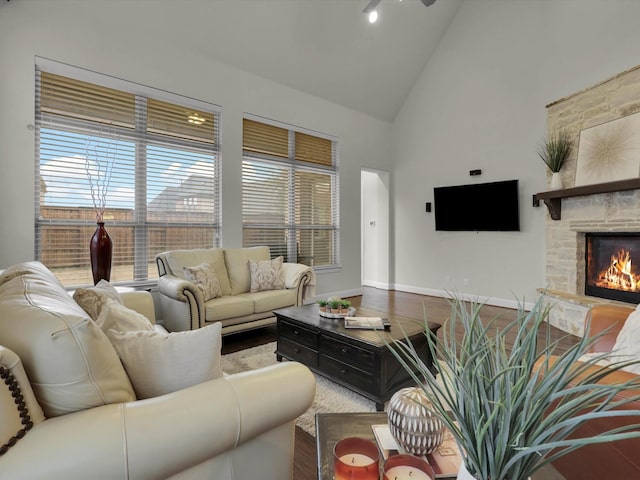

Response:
(585, 233), (640, 304)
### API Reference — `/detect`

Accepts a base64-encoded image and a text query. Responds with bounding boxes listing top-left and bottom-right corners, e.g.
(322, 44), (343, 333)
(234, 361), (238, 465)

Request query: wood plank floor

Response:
(220, 287), (580, 480)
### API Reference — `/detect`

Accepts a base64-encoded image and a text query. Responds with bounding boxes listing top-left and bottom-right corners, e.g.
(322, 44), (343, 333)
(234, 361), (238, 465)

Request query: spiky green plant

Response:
(538, 130), (573, 173)
(389, 297), (640, 480)
(328, 299), (341, 310)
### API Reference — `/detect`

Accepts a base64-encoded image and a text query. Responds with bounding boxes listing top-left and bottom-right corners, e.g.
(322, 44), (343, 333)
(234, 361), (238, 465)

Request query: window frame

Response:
(34, 58), (222, 288)
(241, 114), (340, 270)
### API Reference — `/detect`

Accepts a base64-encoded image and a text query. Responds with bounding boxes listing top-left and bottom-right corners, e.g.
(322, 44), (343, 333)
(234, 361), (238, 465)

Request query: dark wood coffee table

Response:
(316, 412), (567, 480)
(274, 304), (440, 410)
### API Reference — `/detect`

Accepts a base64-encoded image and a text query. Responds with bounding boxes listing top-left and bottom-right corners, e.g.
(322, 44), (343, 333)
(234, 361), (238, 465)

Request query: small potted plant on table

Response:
(340, 299), (352, 314)
(328, 298), (342, 314)
(317, 299), (328, 313)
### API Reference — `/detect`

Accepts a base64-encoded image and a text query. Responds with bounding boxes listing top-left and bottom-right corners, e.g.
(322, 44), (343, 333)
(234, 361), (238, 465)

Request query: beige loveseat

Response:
(0, 261), (315, 480)
(155, 246), (315, 334)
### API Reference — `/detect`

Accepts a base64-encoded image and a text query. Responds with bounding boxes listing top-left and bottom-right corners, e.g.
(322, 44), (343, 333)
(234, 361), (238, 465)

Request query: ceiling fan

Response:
(363, 0), (436, 23)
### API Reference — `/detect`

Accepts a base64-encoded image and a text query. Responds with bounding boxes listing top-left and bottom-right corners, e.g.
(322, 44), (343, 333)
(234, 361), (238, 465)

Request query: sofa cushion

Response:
(239, 289), (297, 313)
(184, 262), (223, 301)
(249, 256), (285, 292)
(165, 248), (231, 296)
(0, 266), (33, 287)
(73, 280), (123, 321)
(107, 323), (223, 399)
(224, 246), (270, 295)
(0, 262), (136, 417)
(95, 299), (154, 335)
(204, 295), (255, 322)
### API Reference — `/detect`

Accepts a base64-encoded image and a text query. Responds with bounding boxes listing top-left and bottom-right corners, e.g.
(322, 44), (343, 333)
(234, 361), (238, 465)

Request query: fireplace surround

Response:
(540, 64), (640, 335)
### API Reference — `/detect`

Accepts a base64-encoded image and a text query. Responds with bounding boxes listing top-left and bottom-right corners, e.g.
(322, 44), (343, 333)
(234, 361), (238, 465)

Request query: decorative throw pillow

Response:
(609, 304), (640, 375)
(166, 248), (232, 296)
(95, 299), (154, 334)
(73, 280), (123, 320)
(183, 262), (222, 301)
(249, 256), (285, 293)
(107, 323), (223, 399)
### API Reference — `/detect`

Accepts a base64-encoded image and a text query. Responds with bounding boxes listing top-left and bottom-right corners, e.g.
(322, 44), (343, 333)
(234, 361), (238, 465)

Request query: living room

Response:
(2, 1), (640, 307)
(2, 1), (640, 478)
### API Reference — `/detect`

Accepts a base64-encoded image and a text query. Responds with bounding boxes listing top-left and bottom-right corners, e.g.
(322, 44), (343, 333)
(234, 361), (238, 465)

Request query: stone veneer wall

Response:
(542, 65), (640, 334)
(545, 65), (640, 294)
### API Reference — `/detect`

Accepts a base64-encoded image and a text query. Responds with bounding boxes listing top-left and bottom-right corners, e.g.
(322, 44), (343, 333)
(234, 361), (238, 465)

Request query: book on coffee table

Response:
(344, 316), (391, 330)
(371, 423), (461, 479)
(371, 424), (399, 459)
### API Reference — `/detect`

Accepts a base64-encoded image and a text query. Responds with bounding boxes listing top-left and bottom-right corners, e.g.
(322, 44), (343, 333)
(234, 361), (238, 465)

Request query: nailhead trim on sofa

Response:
(0, 365), (33, 455)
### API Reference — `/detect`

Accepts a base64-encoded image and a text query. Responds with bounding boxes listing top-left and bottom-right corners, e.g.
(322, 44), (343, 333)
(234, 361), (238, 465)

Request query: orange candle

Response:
(333, 437), (380, 480)
(383, 454), (434, 480)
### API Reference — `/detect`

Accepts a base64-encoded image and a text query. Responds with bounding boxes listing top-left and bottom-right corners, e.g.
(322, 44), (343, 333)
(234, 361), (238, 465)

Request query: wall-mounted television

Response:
(434, 179), (520, 232)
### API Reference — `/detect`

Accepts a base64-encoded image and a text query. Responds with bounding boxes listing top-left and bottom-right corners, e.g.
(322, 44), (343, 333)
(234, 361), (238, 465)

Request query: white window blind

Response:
(242, 117), (339, 268)
(35, 66), (221, 287)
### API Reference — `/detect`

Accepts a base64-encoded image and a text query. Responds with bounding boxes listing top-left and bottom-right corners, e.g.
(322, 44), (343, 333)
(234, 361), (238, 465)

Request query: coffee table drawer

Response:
(278, 337), (318, 368)
(320, 335), (375, 372)
(278, 320), (318, 349)
(319, 354), (373, 392)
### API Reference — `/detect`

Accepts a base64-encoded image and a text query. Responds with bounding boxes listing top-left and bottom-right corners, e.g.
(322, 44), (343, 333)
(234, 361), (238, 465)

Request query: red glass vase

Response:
(90, 222), (112, 285)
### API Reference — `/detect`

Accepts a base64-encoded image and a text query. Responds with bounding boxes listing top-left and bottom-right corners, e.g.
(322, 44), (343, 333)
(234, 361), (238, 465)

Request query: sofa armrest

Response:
(282, 263), (315, 305)
(587, 304), (635, 353)
(125, 361), (316, 479)
(120, 291), (156, 324)
(3, 362), (316, 480)
(157, 275), (204, 331)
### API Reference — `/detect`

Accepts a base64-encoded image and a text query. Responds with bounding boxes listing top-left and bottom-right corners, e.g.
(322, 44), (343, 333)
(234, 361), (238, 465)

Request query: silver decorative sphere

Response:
(387, 386), (445, 456)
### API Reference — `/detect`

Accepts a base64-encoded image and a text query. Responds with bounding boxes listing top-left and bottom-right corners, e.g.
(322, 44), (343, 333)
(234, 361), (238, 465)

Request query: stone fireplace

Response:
(539, 64), (640, 336)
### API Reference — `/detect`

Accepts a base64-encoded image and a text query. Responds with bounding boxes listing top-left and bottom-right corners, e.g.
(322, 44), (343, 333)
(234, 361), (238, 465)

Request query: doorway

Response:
(361, 169), (390, 289)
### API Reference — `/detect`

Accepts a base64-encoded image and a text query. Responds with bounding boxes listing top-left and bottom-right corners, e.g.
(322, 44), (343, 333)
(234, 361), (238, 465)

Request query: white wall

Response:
(361, 169), (390, 288)
(0, 0), (392, 297)
(3, 0), (638, 305)
(392, 0), (640, 307)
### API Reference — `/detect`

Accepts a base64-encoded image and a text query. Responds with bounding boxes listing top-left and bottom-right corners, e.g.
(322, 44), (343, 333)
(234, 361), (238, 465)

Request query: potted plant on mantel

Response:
(389, 296), (640, 480)
(538, 129), (573, 190)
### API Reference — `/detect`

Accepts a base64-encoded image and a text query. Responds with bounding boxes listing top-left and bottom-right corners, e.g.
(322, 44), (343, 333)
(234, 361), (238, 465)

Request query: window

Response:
(35, 63), (221, 287)
(242, 117), (339, 268)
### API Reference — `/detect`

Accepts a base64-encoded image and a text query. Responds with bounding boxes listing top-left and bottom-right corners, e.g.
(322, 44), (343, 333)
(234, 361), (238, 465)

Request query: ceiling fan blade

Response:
(363, 0), (382, 14)
(419, 0), (437, 6)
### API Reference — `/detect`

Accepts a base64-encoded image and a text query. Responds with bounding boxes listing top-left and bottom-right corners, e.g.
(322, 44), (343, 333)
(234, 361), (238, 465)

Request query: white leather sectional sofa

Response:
(0, 261), (315, 479)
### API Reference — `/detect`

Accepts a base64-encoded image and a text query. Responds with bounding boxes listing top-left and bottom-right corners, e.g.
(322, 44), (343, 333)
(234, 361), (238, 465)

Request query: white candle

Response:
(338, 453), (375, 467)
(384, 465), (431, 480)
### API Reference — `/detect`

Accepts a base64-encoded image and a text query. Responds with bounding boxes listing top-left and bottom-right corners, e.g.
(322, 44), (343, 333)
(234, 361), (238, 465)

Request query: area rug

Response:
(222, 342), (376, 436)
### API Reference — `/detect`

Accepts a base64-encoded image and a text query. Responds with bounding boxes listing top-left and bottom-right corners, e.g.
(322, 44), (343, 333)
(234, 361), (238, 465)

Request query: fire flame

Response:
(596, 249), (640, 291)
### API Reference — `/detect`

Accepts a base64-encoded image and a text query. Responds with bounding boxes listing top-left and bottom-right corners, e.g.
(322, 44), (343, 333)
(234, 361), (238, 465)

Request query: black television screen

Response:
(434, 179), (520, 231)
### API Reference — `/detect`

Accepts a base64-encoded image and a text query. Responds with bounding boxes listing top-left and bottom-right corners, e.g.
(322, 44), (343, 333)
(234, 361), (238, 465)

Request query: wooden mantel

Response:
(535, 178), (640, 220)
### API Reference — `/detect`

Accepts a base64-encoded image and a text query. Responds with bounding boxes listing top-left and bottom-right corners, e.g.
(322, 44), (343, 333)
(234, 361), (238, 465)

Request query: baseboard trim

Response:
(362, 280), (391, 290)
(306, 287), (364, 304)
(391, 283), (535, 311)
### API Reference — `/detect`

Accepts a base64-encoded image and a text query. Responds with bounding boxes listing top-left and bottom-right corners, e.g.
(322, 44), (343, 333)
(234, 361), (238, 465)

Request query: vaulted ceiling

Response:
(83, 0), (463, 122)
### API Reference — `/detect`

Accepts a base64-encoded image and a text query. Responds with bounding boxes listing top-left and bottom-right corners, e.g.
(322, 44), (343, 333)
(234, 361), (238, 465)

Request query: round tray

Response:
(318, 306), (356, 319)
